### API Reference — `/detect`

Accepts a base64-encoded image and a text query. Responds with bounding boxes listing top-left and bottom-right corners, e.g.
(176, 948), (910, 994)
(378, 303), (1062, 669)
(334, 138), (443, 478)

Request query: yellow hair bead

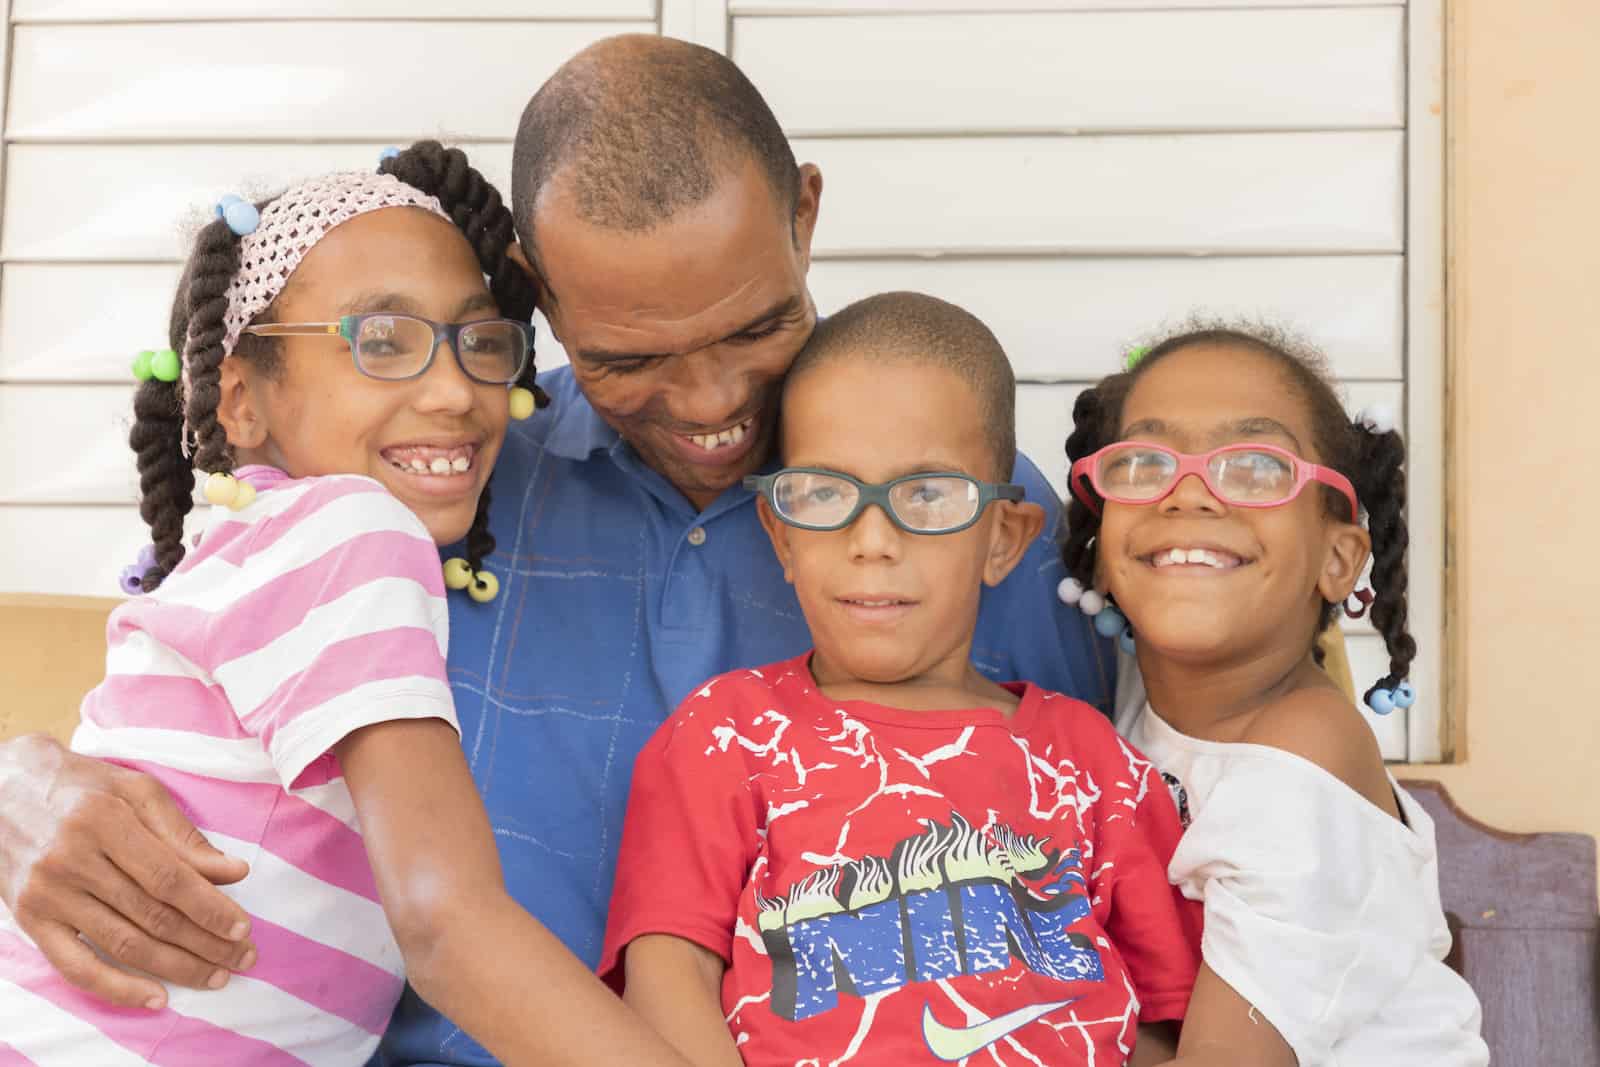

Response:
(203, 472), (239, 507)
(508, 386), (536, 421)
(442, 557), (474, 590)
(228, 482), (257, 512)
(467, 569), (500, 603)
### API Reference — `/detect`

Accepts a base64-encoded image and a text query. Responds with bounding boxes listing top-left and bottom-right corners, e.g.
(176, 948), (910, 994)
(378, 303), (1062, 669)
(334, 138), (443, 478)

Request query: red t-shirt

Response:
(602, 654), (1201, 1066)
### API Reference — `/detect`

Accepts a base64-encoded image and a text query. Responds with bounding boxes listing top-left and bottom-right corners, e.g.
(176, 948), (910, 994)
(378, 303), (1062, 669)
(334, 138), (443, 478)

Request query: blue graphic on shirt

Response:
(756, 813), (1104, 1021)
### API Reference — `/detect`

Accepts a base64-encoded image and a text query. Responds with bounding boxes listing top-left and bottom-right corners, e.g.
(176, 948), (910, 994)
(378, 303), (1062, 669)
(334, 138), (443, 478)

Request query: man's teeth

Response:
(1151, 547), (1241, 569)
(687, 418), (753, 451)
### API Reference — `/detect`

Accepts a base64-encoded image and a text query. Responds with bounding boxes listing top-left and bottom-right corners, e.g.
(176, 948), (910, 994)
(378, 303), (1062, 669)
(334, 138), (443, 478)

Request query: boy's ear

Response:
(756, 497), (796, 584)
(981, 500), (1046, 587)
(214, 356), (268, 451)
(1317, 520), (1372, 605)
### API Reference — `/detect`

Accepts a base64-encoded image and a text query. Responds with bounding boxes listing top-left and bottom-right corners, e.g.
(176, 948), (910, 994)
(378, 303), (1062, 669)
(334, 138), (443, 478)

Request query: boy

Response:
(600, 292), (1200, 1066)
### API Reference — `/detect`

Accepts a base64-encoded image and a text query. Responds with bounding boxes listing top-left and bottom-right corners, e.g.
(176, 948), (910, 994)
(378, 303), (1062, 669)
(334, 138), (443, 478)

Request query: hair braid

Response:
(1062, 385), (1112, 585)
(129, 378), (194, 591)
(1355, 427), (1415, 700)
(381, 140), (546, 579)
(183, 217), (245, 474)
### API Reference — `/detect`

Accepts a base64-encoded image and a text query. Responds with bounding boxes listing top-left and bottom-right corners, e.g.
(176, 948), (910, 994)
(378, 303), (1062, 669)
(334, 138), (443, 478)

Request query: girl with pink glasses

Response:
(1059, 325), (1487, 1066)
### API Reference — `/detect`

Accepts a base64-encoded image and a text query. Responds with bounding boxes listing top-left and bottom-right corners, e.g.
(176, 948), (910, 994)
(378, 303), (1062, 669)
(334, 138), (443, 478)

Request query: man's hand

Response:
(0, 734), (257, 1009)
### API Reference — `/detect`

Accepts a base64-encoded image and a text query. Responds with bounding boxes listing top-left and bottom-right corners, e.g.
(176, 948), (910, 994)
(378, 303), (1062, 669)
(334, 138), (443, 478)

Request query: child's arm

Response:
(622, 933), (744, 1067)
(336, 718), (693, 1067)
(1153, 964), (1295, 1067)
(1129, 1021), (1179, 1066)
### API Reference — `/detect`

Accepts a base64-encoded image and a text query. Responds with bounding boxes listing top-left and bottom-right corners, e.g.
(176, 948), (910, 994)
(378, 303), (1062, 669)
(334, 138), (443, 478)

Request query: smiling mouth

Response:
(380, 443), (478, 477)
(1141, 546), (1249, 570)
(681, 416), (754, 452)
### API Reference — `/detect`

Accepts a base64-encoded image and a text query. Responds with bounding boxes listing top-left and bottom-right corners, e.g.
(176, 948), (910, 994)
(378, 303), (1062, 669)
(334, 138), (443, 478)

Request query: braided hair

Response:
(129, 140), (540, 592)
(1061, 324), (1414, 704)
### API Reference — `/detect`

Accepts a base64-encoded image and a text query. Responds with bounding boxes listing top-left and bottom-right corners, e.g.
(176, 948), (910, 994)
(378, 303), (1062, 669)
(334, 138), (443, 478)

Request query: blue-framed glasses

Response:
(243, 313), (532, 385)
(744, 467), (1025, 535)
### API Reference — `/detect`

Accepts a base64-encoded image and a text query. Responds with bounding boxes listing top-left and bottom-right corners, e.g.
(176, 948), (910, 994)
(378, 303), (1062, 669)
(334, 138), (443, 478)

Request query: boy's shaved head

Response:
(511, 34), (799, 272)
(789, 292), (1017, 479)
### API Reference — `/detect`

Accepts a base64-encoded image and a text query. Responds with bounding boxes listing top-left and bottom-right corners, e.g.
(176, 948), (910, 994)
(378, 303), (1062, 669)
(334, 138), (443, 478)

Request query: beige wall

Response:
(1405, 0), (1600, 861)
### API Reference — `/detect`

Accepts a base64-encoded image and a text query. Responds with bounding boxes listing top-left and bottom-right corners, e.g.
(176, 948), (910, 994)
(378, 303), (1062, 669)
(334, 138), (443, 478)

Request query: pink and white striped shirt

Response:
(0, 466), (457, 1067)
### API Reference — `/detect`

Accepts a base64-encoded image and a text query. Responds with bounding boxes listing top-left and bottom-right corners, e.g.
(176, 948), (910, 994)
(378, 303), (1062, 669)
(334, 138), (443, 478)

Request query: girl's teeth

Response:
(451, 456), (470, 472)
(430, 457), (451, 475)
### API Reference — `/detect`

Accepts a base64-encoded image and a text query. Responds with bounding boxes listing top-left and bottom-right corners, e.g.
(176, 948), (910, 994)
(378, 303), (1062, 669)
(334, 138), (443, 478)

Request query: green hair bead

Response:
(131, 349), (156, 381)
(150, 348), (181, 383)
(1124, 345), (1150, 372)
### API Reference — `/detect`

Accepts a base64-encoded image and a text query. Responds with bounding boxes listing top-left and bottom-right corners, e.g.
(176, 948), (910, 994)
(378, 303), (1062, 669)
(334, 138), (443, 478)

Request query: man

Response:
(0, 36), (1115, 1066)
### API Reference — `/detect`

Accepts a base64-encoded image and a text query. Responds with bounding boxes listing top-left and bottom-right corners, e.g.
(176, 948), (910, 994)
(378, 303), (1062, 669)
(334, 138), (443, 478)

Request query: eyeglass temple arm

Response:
(242, 323), (343, 337)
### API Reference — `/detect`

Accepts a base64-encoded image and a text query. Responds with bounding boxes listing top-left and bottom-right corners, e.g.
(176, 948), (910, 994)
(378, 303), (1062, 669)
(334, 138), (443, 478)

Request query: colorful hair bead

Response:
(1393, 681), (1417, 709)
(118, 564), (145, 596)
(1356, 403), (1397, 435)
(378, 146), (401, 166)
(132, 349), (156, 381)
(1092, 604), (1126, 639)
(508, 386), (537, 421)
(215, 194), (260, 237)
(150, 348), (181, 383)
(467, 570), (500, 603)
(202, 471), (255, 511)
(1124, 345), (1150, 372)
(1056, 576), (1085, 606)
(1366, 688), (1396, 715)
(442, 557), (474, 590)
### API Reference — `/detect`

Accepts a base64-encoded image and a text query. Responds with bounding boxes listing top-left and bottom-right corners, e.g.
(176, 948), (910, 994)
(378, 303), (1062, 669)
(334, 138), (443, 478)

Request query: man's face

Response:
(532, 158), (823, 509)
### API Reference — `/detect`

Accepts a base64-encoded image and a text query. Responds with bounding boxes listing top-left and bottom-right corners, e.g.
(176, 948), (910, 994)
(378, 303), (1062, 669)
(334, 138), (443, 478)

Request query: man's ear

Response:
(214, 356), (268, 451)
(792, 163), (824, 274)
(756, 497), (796, 584)
(1317, 520), (1372, 605)
(981, 501), (1046, 588)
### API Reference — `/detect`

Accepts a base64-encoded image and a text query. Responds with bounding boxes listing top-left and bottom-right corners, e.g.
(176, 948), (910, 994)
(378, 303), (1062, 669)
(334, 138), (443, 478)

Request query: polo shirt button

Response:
(687, 526), (707, 546)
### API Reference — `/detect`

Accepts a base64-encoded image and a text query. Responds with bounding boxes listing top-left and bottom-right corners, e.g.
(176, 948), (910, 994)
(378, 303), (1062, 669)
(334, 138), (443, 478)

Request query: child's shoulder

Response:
(233, 469), (435, 563)
(1240, 685), (1395, 813)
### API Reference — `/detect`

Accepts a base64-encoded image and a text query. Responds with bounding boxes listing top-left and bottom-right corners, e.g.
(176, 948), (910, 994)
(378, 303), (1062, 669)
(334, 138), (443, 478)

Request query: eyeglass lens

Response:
(1096, 445), (1296, 504)
(772, 472), (983, 532)
(354, 315), (525, 383)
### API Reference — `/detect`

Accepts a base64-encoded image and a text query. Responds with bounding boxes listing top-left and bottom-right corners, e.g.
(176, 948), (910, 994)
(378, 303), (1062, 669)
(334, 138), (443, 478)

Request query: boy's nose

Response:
(846, 502), (903, 561)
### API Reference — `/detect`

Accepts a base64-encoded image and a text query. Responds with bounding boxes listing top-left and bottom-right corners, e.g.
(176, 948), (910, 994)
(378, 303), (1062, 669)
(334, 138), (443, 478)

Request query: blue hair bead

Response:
(214, 193), (244, 219)
(1393, 681), (1417, 709)
(1366, 688), (1396, 716)
(1093, 605), (1125, 639)
(378, 145), (401, 166)
(222, 199), (260, 237)
(1117, 627), (1136, 655)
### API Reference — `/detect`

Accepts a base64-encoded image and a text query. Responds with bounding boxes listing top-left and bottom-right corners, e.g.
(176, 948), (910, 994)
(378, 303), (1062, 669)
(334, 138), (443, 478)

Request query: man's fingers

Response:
(103, 820), (252, 946)
(118, 774), (250, 887)
(89, 855), (256, 973)
(26, 917), (169, 1011)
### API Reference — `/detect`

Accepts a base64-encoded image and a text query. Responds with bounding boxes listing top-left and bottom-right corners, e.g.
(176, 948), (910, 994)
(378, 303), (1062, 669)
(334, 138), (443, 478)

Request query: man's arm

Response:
(0, 733), (257, 1008)
(336, 718), (694, 1067)
(622, 934), (743, 1067)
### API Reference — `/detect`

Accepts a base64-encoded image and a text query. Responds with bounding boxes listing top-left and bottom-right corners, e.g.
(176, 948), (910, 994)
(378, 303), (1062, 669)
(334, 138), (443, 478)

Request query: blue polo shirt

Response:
(373, 366), (1116, 1066)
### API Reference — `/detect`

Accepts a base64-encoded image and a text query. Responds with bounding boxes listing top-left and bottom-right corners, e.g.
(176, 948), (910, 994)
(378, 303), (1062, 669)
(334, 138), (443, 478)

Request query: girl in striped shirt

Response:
(0, 143), (690, 1067)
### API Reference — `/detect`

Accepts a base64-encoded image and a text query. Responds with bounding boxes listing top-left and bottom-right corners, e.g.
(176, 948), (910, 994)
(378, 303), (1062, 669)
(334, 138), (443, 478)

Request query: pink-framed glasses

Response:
(1069, 441), (1360, 519)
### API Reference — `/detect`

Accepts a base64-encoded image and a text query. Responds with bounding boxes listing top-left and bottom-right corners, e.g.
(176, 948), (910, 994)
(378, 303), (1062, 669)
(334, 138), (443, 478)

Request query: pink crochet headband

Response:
(213, 170), (452, 360)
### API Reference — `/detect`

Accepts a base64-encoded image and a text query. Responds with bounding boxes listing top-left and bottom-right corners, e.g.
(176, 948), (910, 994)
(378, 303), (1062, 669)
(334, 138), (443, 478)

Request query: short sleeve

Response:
(973, 452), (1119, 715)
(599, 682), (765, 985)
(206, 477), (456, 789)
(1169, 759), (1438, 1064)
(1093, 734), (1203, 1022)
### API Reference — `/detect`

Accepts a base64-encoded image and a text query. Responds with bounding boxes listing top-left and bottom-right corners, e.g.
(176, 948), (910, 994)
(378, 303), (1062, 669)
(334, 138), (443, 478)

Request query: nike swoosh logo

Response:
(921, 997), (1081, 1061)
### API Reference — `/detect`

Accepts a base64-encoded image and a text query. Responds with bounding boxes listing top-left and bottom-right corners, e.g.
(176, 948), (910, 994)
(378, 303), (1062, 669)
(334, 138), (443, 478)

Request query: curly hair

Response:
(1061, 322), (1413, 703)
(129, 140), (539, 592)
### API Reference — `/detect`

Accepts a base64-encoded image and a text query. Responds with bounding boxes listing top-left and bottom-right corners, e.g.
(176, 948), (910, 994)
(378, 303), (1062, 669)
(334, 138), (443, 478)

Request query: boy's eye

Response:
(905, 482), (946, 505)
(805, 485), (840, 504)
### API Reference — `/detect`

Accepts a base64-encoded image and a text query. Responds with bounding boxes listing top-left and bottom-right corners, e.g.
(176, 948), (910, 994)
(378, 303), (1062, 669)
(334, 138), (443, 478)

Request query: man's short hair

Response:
(511, 35), (799, 281)
(788, 292), (1018, 479)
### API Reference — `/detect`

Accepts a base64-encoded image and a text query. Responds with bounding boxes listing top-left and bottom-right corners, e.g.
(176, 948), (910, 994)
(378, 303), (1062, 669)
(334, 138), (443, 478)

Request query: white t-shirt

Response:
(1120, 702), (1489, 1067)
